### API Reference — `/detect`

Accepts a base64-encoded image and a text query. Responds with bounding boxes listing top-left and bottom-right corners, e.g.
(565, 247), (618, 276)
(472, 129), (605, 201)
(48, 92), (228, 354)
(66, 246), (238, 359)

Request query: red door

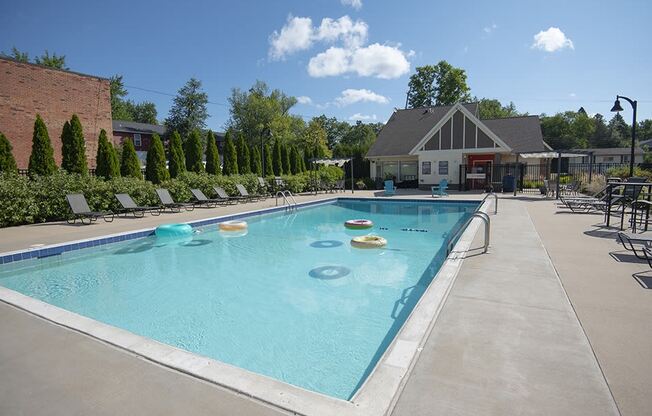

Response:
(466, 154), (495, 190)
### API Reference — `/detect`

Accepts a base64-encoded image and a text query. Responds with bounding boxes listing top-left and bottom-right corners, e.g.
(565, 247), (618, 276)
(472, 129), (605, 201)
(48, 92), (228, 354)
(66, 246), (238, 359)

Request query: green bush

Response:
(237, 136), (251, 174)
(0, 173), (38, 227)
(606, 165), (652, 182)
(0, 132), (18, 174)
(28, 114), (57, 177)
(168, 130), (186, 178)
(251, 145), (262, 176)
(185, 129), (205, 173)
(205, 130), (221, 175)
(120, 139), (142, 179)
(95, 129), (120, 179)
(273, 140), (283, 175)
(145, 134), (170, 184)
(264, 143), (274, 176)
(222, 131), (238, 175)
(61, 114), (88, 175)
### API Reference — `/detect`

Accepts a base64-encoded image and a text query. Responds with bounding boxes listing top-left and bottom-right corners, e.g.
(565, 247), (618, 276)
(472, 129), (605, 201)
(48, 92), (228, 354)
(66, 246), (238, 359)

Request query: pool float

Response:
(219, 220), (248, 231)
(155, 223), (193, 238)
(350, 235), (387, 249)
(344, 219), (374, 230)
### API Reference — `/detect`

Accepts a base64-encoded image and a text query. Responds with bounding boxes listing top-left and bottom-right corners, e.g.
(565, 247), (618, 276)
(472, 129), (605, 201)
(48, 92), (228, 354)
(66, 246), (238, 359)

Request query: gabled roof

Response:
(481, 116), (545, 152)
(112, 120), (166, 135)
(366, 103), (479, 157)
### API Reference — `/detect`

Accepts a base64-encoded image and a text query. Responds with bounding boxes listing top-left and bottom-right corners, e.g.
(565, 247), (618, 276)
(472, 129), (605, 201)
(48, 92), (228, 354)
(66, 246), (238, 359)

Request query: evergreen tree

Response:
(264, 143), (274, 176)
(290, 146), (301, 174)
(184, 129), (204, 173)
(251, 145), (263, 176)
(273, 139), (283, 175)
(281, 143), (291, 175)
(0, 132), (18, 174)
(95, 129), (120, 179)
(145, 134), (169, 183)
(222, 131), (238, 175)
(237, 135), (251, 174)
(28, 114), (57, 177)
(205, 130), (221, 175)
(299, 150), (307, 172)
(164, 78), (209, 139)
(168, 130), (186, 178)
(61, 114), (88, 175)
(304, 146), (313, 170)
(120, 138), (142, 179)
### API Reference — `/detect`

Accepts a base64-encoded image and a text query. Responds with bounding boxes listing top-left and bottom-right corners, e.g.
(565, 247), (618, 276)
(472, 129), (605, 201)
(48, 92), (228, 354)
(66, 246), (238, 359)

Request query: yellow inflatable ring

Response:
(344, 219), (374, 229)
(219, 220), (248, 231)
(351, 235), (387, 249)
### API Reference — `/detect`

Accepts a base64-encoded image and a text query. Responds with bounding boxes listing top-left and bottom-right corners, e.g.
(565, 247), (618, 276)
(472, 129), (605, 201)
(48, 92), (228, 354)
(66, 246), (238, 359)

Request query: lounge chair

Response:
(213, 186), (245, 204)
(190, 188), (228, 207)
(617, 231), (652, 261)
(235, 183), (261, 201)
(384, 180), (396, 196)
(333, 179), (345, 192)
(115, 193), (162, 217)
(257, 177), (271, 198)
(66, 193), (114, 225)
(431, 179), (449, 197)
(156, 188), (195, 212)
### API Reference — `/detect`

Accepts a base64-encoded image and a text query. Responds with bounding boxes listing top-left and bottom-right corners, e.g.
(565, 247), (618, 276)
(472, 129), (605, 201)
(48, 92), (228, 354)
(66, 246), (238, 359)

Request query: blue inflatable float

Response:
(155, 223), (193, 239)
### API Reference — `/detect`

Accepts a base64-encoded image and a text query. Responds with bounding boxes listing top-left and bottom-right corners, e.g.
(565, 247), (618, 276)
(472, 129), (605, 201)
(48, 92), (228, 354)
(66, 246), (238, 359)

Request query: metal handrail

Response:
(481, 192), (498, 214)
(275, 190), (297, 210)
(446, 212), (490, 255)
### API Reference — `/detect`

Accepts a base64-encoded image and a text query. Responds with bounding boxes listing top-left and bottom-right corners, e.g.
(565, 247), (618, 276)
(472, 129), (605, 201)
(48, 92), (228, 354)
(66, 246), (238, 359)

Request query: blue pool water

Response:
(0, 199), (477, 399)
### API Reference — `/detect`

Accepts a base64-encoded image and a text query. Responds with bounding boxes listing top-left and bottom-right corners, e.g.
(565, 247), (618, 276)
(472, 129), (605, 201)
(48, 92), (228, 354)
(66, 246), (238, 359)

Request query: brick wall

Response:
(0, 57), (113, 168)
(112, 132), (153, 151)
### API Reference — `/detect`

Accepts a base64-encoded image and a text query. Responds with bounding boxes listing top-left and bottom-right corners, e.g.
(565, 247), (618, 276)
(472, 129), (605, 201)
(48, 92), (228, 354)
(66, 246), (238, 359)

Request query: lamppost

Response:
(610, 95), (638, 177)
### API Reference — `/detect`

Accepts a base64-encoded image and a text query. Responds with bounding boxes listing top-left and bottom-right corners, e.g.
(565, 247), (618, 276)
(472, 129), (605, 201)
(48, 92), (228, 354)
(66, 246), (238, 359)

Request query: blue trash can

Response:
(502, 175), (515, 192)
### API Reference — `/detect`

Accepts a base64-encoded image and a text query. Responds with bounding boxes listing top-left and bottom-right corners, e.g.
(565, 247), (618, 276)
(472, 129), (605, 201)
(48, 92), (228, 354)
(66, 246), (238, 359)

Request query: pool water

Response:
(0, 199), (477, 399)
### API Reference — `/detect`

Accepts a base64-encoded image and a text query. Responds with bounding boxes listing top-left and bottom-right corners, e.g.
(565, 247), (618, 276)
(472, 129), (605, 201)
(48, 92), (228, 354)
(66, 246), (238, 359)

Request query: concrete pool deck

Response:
(0, 191), (648, 415)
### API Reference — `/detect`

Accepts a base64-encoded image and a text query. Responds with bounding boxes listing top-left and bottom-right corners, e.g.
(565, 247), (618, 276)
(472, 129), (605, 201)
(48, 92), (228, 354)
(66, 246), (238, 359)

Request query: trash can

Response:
(502, 175), (515, 192)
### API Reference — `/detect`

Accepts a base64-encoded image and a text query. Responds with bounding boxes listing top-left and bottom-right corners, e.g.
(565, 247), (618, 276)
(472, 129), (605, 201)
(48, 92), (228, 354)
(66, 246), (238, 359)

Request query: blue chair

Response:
(384, 180), (397, 196)
(431, 179), (449, 197)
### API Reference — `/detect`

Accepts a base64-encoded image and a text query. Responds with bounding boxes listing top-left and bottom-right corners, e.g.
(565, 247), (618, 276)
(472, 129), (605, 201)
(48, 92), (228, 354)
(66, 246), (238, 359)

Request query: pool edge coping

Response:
(0, 196), (488, 416)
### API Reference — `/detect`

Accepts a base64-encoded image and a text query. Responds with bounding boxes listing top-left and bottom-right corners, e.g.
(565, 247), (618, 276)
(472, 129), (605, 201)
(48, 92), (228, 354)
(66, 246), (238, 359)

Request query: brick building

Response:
(0, 57), (113, 168)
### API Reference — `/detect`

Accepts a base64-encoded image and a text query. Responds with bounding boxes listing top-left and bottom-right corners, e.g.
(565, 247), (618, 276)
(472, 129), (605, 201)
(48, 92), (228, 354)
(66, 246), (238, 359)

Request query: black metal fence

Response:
(17, 168), (147, 177)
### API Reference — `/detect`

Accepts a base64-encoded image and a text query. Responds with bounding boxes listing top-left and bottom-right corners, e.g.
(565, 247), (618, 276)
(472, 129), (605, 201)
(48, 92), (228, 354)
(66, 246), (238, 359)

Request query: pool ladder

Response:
(446, 211), (490, 256)
(275, 190), (298, 211)
(481, 192), (498, 214)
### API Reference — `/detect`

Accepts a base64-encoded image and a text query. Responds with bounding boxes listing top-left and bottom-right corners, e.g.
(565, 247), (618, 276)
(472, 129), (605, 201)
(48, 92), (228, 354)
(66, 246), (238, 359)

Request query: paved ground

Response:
(1, 191), (648, 415)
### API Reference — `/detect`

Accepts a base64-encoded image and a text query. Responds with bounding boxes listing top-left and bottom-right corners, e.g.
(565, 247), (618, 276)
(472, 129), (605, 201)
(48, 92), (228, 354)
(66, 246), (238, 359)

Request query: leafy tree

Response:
(251, 145), (263, 176)
(28, 114), (57, 177)
(281, 143), (291, 174)
(61, 114), (88, 175)
(639, 119), (652, 142)
(304, 146), (313, 170)
(477, 98), (521, 119)
(0, 132), (18, 174)
(540, 111), (594, 150)
(205, 130), (221, 175)
(145, 134), (169, 183)
(165, 78), (209, 139)
(312, 115), (351, 149)
(588, 114), (616, 148)
(129, 102), (158, 124)
(264, 143), (274, 176)
(34, 50), (68, 69)
(184, 129), (204, 173)
(302, 119), (331, 158)
(120, 139), (142, 179)
(222, 131), (238, 175)
(608, 113), (630, 145)
(272, 139), (283, 175)
(407, 61), (471, 107)
(109, 75), (158, 123)
(95, 129), (120, 179)
(167, 130), (186, 178)
(237, 135), (251, 174)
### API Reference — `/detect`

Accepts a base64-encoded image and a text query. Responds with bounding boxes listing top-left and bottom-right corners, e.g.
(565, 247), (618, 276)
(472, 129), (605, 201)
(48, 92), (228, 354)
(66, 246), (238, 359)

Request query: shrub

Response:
(281, 143), (291, 175)
(290, 146), (301, 175)
(185, 129), (204, 173)
(95, 129), (120, 179)
(0, 173), (38, 226)
(251, 145), (262, 176)
(168, 130), (186, 178)
(222, 131), (238, 175)
(237, 135), (251, 174)
(606, 165), (652, 182)
(318, 165), (344, 186)
(0, 132), (18, 174)
(120, 139), (142, 179)
(159, 177), (193, 203)
(264, 143), (274, 176)
(273, 139), (283, 175)
(205, 130), (221, 175)
(145, 134), (170, 184)
(28, 114), (57, 177)
(61, 114), (88, 175)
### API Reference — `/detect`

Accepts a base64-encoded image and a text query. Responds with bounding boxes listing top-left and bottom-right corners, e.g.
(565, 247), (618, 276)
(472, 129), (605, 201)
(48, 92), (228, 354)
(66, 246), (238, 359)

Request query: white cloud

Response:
(350, 43), (411, 79)
(317, 16), (368, 49)
(296, 96), (312, 105)
(341, 0), (363, 10)
(349, 113), (377, 121)
(307, 47), (351, 77)
(483, 23), (497, 34)
(269, 16), (314, 60)
(531, 27), (574, 52)
(569, 92), (577, 98)
(335, 89), (389, 106)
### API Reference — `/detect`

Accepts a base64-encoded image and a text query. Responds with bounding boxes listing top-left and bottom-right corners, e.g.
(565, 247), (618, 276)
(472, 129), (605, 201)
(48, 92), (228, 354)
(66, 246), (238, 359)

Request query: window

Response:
(439, 161), (449, 175)
(133, 133), (142, 147)
(381, 162), (398, 180)
(422, 161), (431, 175)
(604, 156), (614, 162)
(400, 161), (418, 181)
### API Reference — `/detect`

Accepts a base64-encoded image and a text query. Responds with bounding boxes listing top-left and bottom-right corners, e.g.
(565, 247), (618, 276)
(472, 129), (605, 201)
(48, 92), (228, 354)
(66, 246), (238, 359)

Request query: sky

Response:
(1, 0), (651, 131)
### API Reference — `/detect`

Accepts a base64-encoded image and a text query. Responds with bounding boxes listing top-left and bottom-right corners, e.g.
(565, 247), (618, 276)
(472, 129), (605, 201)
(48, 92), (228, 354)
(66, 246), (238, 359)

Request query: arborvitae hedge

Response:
(237, 136), (251, 174)
(120, 139), (142, 179)
(222, 131), (238, 175)
(145, 134), (170, 184)
(281, 143), (291, 175)
(205, 130), (221, 175)
(251, 145), (262, 176)
(62, 114), (88, 175)
(185, 129), (204, 173)
(168, 130), (186, 178)
(0, 132), (18, 174)
(273, 139), (283, 175)
(95, 129), (120, 179)
(28, 114), (57, 177)
(264, 143), (274, 176)
(290, 146), (302, 174)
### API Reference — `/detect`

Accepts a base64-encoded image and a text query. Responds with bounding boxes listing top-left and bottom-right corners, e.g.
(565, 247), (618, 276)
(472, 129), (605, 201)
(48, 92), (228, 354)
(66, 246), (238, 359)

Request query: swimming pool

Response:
(0, 198), (478, 401)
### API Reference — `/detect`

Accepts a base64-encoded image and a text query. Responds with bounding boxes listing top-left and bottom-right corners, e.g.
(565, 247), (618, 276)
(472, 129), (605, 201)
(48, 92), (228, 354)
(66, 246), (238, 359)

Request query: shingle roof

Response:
(366, 103), (479, 157)
(580, 147), (644, 155)
(112, 120), (166, 135)
(481, 116), (545, 152)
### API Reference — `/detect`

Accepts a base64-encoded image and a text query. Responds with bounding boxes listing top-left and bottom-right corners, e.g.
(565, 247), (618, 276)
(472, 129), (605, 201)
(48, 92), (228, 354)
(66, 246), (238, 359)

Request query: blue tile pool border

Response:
(0, 196), (480, 266)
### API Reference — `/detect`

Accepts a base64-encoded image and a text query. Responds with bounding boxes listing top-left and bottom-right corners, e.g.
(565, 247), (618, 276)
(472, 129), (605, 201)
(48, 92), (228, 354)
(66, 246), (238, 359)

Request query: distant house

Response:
(366, 102), (548, 190)
(568, 147), (644, 164)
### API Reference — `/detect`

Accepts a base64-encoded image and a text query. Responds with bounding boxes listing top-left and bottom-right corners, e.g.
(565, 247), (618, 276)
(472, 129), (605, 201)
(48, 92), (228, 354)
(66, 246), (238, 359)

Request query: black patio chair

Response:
(156, 188), (195, 212)
(115, 193), (162, 217)
(66, 193), (114, 225)
(213, 186), (246, 204)
(235, 183), (262, 202)
(190, 188), (228, 207)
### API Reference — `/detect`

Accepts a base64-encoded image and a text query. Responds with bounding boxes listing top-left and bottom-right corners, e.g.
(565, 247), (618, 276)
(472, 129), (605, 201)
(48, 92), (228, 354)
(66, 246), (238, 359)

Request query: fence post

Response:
(588, 152), (594, 184)
(458, 164), (463, 191)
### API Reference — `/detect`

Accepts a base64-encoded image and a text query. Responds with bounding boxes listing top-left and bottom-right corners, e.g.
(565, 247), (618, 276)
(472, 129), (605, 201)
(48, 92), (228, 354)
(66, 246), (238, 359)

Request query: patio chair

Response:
(235, 183), (262, 201)
(333, 179), (345, 192)
(213, 186), (245, 204)
(274, 177), (287, 192)
(617, 231), (652, 262)
(156, 188), (195, 212)
(190, 188), (228, 207)
(431, 179), (449, 197)
(66, 193), (114, 225)
(384, 180), (396, 196)
(115, 193), (162, 217)
(257, 177), (271, 198)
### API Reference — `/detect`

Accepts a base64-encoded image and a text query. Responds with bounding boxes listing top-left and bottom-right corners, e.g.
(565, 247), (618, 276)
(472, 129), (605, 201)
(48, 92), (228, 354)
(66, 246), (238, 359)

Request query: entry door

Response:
(467, 154), (495, 190)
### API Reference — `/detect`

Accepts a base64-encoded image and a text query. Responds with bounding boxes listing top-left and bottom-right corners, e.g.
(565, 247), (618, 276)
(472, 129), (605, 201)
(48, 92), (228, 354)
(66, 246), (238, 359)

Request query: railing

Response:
(481, 192), (498, 214)
(446, 212), (490, 256)
(275, 190), (297, 211)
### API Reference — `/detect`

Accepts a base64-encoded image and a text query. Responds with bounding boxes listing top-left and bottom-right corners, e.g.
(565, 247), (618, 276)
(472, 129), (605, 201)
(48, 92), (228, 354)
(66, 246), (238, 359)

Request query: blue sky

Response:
(1, 0), (651, 131)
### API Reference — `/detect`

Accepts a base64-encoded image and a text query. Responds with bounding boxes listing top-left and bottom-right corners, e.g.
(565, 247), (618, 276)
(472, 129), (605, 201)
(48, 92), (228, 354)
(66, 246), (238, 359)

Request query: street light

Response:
(611, 95), (638, 177)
